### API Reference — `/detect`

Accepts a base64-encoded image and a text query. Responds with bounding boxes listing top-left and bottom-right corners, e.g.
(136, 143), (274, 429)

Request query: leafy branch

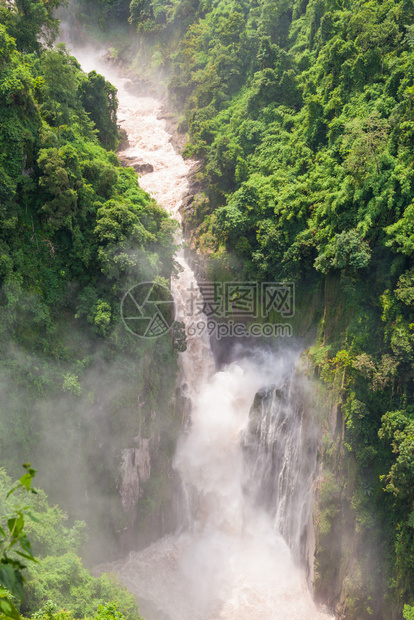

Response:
(0, 464), (38, 620)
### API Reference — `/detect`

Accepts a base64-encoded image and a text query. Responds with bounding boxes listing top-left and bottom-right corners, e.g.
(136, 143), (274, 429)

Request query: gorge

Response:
(2, 0), (414, 618)
(74, 46), (332, 620)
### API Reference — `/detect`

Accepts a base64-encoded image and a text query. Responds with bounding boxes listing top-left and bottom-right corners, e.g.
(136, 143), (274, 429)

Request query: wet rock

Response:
(117, 154), (154, 175)
(134, 162), (154, 175)
(118, 435), (152, 515)
(119, 448), (141, 514)
(135, 436), (151, 483)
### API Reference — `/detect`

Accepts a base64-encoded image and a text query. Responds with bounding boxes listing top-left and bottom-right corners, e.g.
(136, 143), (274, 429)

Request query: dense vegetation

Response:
(66, 0), (414, 617)
(3, 0), (414, 617)
(0, 0), (182, 613)
(0, 466), (142, 620)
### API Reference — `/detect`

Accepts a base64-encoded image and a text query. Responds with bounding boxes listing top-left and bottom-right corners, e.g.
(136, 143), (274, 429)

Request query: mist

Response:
(1, 0), (406, 616)
(48, 39), (331, 616)
(98, 349), (332, 620)
(0, 21), (329, 615)
(0, 8), (332, 614)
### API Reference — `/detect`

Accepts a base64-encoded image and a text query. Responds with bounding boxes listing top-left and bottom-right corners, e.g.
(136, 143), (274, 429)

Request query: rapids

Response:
(70, 47), (333, 620)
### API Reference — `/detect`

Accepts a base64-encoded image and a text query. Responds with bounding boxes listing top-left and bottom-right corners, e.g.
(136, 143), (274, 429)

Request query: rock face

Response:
(117, 432), (167, 554)
(158, 107), (188, 153)
(116, 423), (185, 555)
(119, 435), (152, 515)
(177, 162), (215, 280)
(119, 449), (140, 515)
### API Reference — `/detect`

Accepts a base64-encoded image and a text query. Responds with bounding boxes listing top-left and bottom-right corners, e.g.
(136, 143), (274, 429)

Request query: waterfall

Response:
(242, 372), (319, 568)
(71, 46), (333, 620)
(99, 354), (331, 620)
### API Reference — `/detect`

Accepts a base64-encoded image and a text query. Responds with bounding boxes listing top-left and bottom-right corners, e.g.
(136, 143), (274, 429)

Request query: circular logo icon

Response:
(121, 281), (176, 339)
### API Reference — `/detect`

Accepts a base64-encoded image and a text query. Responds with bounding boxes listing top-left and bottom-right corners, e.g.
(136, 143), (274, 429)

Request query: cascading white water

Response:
(73, 49), (215, 394)
(242, 372), (320, 567)
(71, 47), (333, 620)
(101, 355), (331, 620)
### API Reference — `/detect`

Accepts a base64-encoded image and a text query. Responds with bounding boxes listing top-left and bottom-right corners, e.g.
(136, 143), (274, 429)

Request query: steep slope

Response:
(0, 1), (180, 563)
(69, 0), (414, 616)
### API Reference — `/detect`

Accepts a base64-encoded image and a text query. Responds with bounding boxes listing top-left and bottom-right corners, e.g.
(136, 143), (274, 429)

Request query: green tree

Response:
(40, 45), (78, 140)
(404, 604), (414, 620)
(341, 112), (389, 177)
(37, 145), (82, 231)
(0, 464), (37, 620)
(0, 0), (64, 53)
(79, 71), (118, 150)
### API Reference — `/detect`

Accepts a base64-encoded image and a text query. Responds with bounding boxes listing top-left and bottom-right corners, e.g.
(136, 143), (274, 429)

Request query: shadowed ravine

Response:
(71, 47), (333, 620)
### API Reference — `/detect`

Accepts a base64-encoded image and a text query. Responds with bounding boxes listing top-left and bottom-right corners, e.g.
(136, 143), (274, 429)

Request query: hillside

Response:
(67, 0), (414, 616)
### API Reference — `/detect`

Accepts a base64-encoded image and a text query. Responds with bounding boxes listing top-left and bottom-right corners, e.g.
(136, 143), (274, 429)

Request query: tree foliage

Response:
(80, 0), (414, 615)
(0, 468), (143, 620)
(0, 0), (179, 574)
(0, 465), (37, 620)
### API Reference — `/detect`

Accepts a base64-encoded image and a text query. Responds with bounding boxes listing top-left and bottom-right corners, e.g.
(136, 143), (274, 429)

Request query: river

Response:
(69, 45), (333, 620)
